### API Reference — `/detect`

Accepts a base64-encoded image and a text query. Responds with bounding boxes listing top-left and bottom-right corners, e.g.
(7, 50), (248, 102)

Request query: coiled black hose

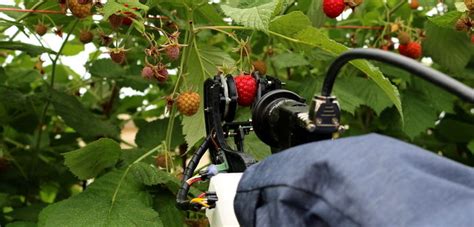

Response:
(176, 134), (212, 210)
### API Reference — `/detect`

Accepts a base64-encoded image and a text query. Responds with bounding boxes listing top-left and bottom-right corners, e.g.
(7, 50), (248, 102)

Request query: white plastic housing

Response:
(206, 173), (243, 227)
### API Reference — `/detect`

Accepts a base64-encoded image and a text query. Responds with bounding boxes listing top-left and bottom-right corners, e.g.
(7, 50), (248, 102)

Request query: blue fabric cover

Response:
(234, 134), (474, 227)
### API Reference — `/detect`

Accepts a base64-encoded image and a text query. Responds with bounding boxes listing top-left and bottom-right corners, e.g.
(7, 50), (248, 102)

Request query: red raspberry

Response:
(54, 26), (63, 38)
(109, 48), (126, 64)
(141, 66), (154, 80)
(108, 14), (124, 29)
(398, 42), (422, 59)
(471, 34), (474, 44)
(122, 15), (134, 26)
(79, 30), (93, 44)
(122, 9), (138, 26)
(410, 0), (420, 9)
(235, 74), (257, 106)
(154, 64), (168, 82)
(35, 23), (48, 36)
(165, 44), (180, 61)
(323, 0), (345, 18)
(99, 33), (113, 46)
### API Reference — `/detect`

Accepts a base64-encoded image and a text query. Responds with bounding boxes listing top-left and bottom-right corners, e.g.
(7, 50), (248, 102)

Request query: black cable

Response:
(322, 48), (474, 103)
(176, 134), (212, 210)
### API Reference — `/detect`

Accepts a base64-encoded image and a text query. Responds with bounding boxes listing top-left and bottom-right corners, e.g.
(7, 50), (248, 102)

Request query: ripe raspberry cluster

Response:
(398, 42), (422, 59)
(141, 64), (169, 82)
(235, 74), (258, 107)
(455, 1), (474, 43)
(395, 31), (422, 59)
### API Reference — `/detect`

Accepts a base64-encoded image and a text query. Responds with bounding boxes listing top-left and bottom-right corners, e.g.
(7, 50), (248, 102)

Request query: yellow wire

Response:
(190, 198), (204, 203)
(196, 201), (210, 208)
(190, 198), (210, 208)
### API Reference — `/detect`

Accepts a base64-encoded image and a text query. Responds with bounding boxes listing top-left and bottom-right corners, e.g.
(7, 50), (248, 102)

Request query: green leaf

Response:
(135, 118), (184, 149)
(51, 90), (120, 138)
(6, 69), (41, 88)
(468, 141), (474, 155)
(245, 133), (271, 160)
(130, 162), (167, 186)
(118, 0), (149, 11)
(153, 188), (185, 227)
(402, 90), (438, 139)
(194, 3), (227, 26)
(0, 192), (8, 208)
(220, 0), (281, 32)
(0, 67), (6, 84)
(9, 204), (46, 223)
(428, 11), (463, 28)
(296, 29), (401, 116)
(132, 18), (146, 33)
(423, 21), (472, 72)
(269, 11), (403, 119)
(412, 78), (456, 113)
(102, 2), (128, 19)
(335, 76), (393, 115)
(38, 170), (162, 227)
(63, 138), (121, 180)
(115, 96), (144, 114)
(298, 75), (393, 115)
(40, 182), (59, 204)
(121, 148), (154, 166)
(269, 11), (312, 36)
(271, 52), (310, 69)
(435, 118), (474, 143)
(89, 59), (126, 78)
(0, 41), (56, 56)
(102, 0), (148, 19)
(46, 64), (81, 84)
(0, 103), (7, 125)
(0, 87), (39, 133)
(61, 39), (85, 56)
(376, 62), (411, 81)
(182, 45), (235, 147)
(116, 75), (150, 91)
(306, 0), (326, 27)
(128, 159), (201, 196)
(153, 168), (202, 197)
(6, 222), (37, 227)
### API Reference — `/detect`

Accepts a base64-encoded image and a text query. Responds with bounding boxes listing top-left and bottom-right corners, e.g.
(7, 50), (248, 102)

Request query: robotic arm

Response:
(176, 48), (474, 211)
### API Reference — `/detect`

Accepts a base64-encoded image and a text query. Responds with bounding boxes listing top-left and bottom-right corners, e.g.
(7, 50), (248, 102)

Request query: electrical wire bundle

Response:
(176, 134), (220, 211)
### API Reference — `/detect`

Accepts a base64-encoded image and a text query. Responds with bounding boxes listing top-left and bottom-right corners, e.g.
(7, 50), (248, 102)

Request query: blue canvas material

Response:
(234, 134), (474, 227)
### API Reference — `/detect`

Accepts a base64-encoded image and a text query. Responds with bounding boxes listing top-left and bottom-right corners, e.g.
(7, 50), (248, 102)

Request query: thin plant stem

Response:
(32, 19), (79, 173)
(164, 21), (194, 172)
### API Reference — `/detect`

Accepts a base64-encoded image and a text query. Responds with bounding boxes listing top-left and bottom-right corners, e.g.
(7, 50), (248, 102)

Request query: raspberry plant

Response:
(0, 0), (473, 226)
